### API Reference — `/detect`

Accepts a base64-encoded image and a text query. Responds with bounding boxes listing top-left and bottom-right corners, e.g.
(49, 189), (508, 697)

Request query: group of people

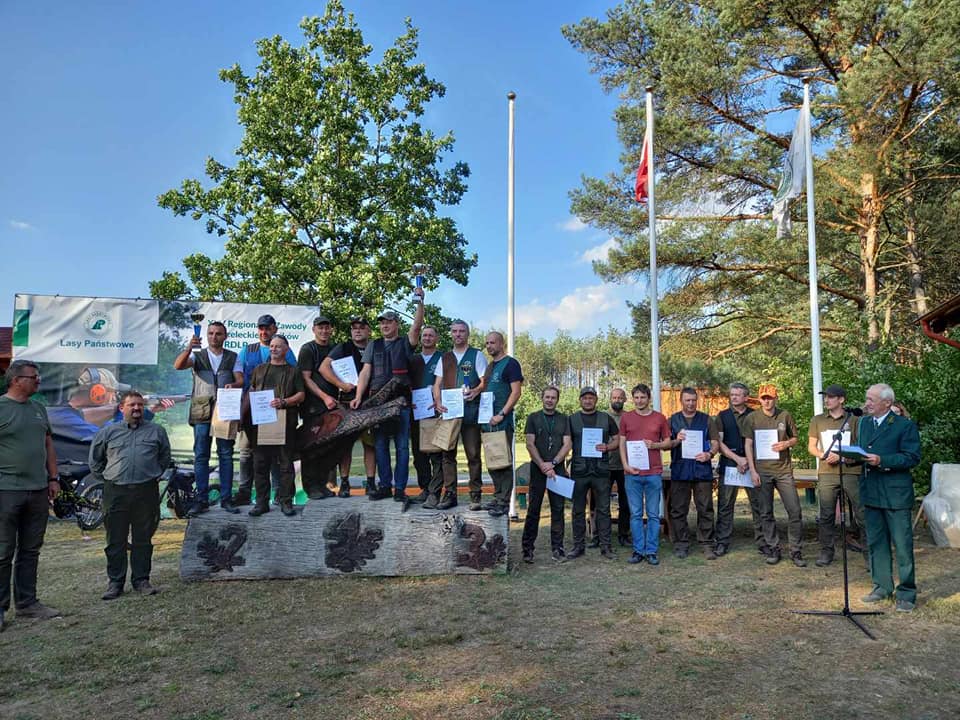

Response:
(0, 290), (922, 623)
(519, 379), (921, 612)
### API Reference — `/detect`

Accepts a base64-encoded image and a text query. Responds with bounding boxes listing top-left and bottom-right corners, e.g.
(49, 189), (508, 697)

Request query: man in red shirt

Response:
(618, 383), (672, 565)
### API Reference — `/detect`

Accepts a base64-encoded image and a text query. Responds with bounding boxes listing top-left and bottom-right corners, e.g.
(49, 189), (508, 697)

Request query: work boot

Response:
(338, 480), (352, 498)
(861, 588), (890, 603)
(436, 491), (458, 510)
(791, 551), (807, 568)
(16, 602), (61, 620)
(588, 536), (601, 549)
(488, 503), (508, 517)
(232, 490), (251, 507)
(393, 488), (407, 502)
(522, 549), (535, 564)
(482, 499), (499, 510)
(714, 544), (728, 557)
(703, 547), (718, 561)
(369, 485), (392, 501)
(815, 548), (834, 567)
(411, 489), (430, 504)
(220, 498), (241, 514)
(566, 547), (585, 560)
(364, 479), (377, 496)
(248, 503), (269, 517)
(628, 551), (644, 564)
(600, 547), (616, 560)
(185, 498), (208, 518)
(132, 580), (159, 596)
(551, 548), (566, 562)
(468, 494), (482, 511)
(422, 494), (440, 509)
(674, 547), (689, 559)
(101, 583), (124, 601)
(280, 500), (296, 517)
(765, 548), (781, 565)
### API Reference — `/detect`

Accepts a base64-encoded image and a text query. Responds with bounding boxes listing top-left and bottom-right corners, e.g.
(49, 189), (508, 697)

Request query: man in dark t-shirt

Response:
(297, 315), (339, 499)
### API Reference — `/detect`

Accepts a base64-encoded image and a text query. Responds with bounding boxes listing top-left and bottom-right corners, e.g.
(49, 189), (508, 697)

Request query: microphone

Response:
(844, 406), (864, 416)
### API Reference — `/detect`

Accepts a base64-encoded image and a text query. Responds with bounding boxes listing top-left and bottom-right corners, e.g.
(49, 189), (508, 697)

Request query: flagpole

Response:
(646, 87), (661, 411)
(506, 91), (518, 519)
(803, 79), (823, 414)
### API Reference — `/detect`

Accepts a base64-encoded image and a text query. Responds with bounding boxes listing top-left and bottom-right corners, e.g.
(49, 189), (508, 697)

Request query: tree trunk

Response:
(859, 173), (881, 348)
(904, 168), (929, 316)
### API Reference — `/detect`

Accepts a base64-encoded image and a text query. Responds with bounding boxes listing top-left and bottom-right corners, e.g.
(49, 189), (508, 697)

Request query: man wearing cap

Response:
(714, 382), (764, 557)
(173, 321), (244, 515)
(566, 387), (620, 560)
(350, 289), (425, 501)
(233, 314), (297, 506)
(409, 326), (444, 508)
(858, 384), (921, 612)
(807, 384), (865, 567)
(432, 320), (488, 510)
(667, 387), (720, 560)
(297, 315), (339, 499)
(744, 384), (805, 567)
(480, 331), (524, 517)
(321, 316), (377, 497)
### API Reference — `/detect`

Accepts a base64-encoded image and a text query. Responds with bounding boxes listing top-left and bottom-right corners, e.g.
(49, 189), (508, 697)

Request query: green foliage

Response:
(152, 1), (474, 325)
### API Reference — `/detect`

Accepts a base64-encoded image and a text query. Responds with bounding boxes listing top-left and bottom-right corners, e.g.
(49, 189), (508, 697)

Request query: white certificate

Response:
(723, 465), (753, 488)
(215, 388), (242, 421)
(754, 429), (780, 460)
(820, 430), (850, 453)
(440, 388), (464, 420)
(411, 387), (435, 421)
(249, 390), (278, 426)
(330, 356), (358, 386)
(625, 441), (650, 471)
(546, 474), (574, 499)
(478, 392), (495, 424)
(580, 427), (603, 458)
(680, 429), (704, 460)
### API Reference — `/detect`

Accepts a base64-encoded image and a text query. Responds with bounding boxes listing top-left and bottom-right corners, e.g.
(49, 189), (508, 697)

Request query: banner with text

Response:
(14, 295), (160, 365)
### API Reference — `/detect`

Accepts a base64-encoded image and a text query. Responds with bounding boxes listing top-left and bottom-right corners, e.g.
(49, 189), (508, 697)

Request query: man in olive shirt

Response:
(744, 384), (805, 567)
(807, 384), (864, 567)
(522, 386), (572, 562)
(0, 360), (61, 628)
(607, 388), (631, 547)
(90, 392), (171, 600)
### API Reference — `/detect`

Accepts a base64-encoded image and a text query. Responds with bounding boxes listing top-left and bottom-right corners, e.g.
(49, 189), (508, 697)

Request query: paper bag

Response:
(211, 405), (238, 440)
(257, 409), (286, 446)
(419, 417), (444, 453)
(432, 418), (462, 451)
(482, 430), (512, 470)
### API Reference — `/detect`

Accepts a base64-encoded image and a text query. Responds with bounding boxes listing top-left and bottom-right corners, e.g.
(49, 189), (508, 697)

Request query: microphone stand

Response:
(793, 410), (882, 639)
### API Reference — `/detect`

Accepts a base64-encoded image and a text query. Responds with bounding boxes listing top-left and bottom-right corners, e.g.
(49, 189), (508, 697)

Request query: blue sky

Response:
(0, 0), (645, 339)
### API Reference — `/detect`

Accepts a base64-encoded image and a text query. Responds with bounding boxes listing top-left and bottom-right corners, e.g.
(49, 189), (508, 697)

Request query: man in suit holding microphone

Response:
(857, 384), (921, 612)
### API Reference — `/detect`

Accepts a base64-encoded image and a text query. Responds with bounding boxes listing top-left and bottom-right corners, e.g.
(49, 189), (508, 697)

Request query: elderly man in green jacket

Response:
(857, 383), (921, 613)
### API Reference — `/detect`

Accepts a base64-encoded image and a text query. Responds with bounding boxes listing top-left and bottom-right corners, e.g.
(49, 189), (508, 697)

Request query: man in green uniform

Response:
(91, 391), (172, 600)
(858, 383), (921, 612)
(409, 326), (443, 508)
(744, 384), (805, 567)
(480, 332), (524, 517)
(807, 384), (864, 567)
(0, 360), (61, 628)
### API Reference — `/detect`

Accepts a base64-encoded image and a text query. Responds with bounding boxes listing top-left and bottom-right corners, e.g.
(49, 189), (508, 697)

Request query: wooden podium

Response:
(179, 497), (509, 580)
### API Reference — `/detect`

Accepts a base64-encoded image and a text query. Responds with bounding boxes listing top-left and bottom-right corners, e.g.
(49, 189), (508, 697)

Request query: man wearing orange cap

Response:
(744, 384), (805, 567)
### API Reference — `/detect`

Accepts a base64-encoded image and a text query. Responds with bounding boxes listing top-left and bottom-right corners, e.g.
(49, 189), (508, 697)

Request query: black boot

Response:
(436, 491), (458, 510)
(220, 498), (241, 514)
(337, 479), (351, 498)
(369, 485), (392, 501)
(248, 503), (269, 517)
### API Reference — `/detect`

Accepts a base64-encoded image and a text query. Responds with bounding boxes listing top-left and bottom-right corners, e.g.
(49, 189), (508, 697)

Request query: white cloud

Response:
(9, 220), (35, 231)
(578, 237), (618, 263)
(558, 216), (587, 232)
(515, 284), (622, 333)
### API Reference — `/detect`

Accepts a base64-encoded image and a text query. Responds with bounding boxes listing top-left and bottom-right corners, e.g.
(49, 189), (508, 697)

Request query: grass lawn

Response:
(3, 500), (959, 720)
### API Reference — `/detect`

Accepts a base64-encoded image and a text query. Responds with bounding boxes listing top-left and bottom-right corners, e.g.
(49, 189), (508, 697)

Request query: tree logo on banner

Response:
(83, 310), (113, 337)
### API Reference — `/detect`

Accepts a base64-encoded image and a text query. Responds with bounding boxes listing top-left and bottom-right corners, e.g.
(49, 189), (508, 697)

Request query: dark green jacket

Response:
(857, 413), (920, 510)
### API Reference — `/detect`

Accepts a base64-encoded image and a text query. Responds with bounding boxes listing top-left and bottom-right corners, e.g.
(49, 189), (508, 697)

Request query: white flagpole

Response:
(646, 87), (661, 411)
(803, 79), (823, 415)
(506, 91), (518, 519)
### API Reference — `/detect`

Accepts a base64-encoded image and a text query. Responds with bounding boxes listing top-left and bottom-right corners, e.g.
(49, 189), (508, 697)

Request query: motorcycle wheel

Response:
(77, 482), (105, 531)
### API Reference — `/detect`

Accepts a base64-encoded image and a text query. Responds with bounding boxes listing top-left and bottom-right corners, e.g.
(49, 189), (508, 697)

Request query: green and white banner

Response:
(14, 295), (160, 365)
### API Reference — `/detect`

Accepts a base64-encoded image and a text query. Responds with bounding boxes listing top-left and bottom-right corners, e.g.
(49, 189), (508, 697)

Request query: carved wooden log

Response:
(179, 497), (509, 580)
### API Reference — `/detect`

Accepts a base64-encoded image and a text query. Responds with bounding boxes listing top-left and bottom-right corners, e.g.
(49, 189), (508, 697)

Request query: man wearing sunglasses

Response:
(0, 360), (62, 630)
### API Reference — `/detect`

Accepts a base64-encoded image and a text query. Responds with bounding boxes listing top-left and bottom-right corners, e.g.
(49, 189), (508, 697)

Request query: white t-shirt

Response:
(433, 348), (488, 379)
(206, 349), (223, 374)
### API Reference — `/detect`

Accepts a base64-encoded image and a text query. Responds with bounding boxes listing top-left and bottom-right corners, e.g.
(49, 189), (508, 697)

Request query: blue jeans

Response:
(193, 423), (235, 502)
(374, 410), (411, 491)
(626, 473), (662, 555)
